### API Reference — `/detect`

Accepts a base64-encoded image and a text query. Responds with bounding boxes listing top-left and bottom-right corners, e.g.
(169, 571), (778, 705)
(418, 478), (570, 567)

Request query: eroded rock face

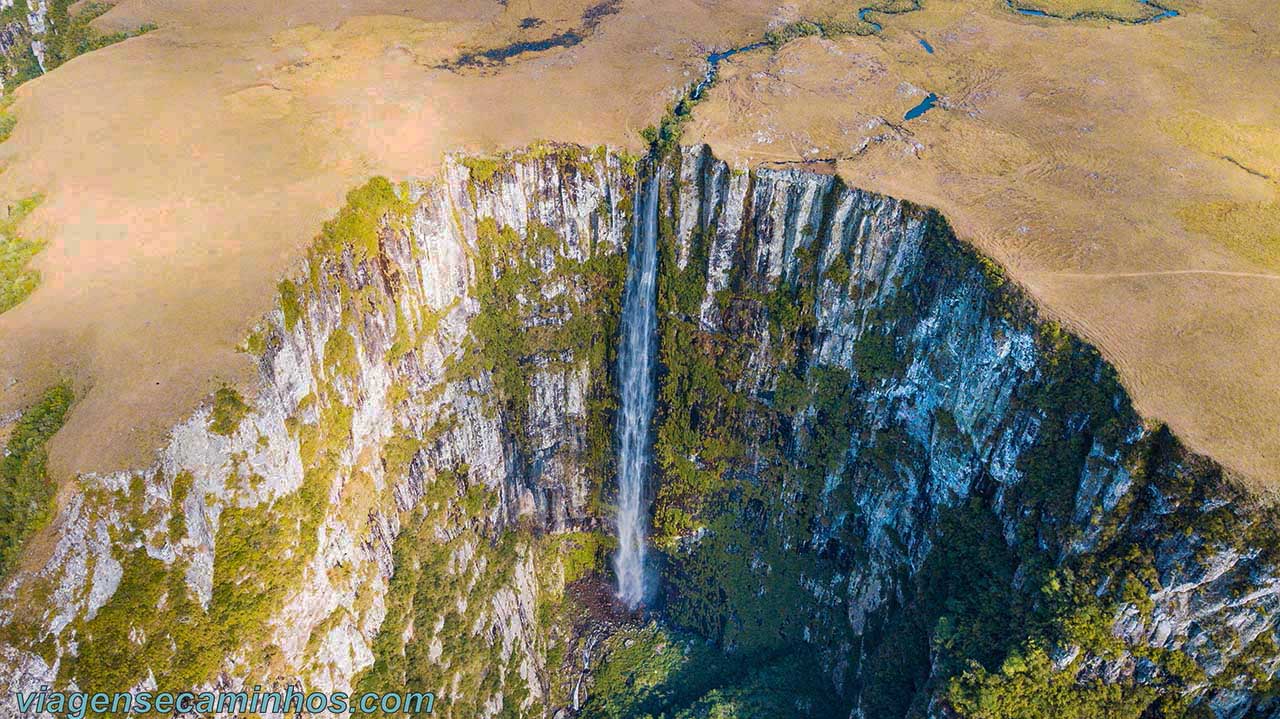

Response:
(0, 146), (632, 718)
(0, 0), (48, 88)
(0, 144), (1276, 719)
(650, 145), (1280, 716)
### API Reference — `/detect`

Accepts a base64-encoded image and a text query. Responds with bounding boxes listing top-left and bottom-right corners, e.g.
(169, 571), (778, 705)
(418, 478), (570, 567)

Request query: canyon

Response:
(1, 143), (1278, 717)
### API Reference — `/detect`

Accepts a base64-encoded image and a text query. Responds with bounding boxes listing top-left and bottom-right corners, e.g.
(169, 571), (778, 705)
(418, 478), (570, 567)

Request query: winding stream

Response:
(1006, 0), (1180, 23)
(691, 42), (768, 102)
(858, 7), (884, 33)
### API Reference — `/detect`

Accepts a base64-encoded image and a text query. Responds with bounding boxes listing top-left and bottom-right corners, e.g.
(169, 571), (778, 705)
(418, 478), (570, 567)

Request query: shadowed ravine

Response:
(612, 173), (659, 609)
(2, 144), (1280, 719)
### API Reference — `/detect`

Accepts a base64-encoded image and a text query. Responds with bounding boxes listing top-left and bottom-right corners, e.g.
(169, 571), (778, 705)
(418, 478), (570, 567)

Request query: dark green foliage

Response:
(582, 623), (843, 719)
(946, 645), (1156, 719)
(41, 2), (155, 73)
(852, 331), (899, 382)
(650, 162), (860, 671)
(1009, 322), (1138, 543)
(4, 48), (43, 88)
(823, 251), (852, 287)
(640, 49), (732, 153)
(641, 104), (693, 155)
(804, 366), (856, 472)
(765, 20), (823, 47)
(0, 384), (72, 578)
(639, 153), (1255, 719)
(278, 278), (302, 331)
(852, 498), (1031, 719)
(918, 207), (1025, 324)
(0, 0), (155, 92)
(921, 499), (1030, 672)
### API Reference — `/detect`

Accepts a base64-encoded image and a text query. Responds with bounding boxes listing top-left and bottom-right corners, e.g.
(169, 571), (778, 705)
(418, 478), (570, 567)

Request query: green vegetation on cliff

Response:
(180, 166), (635, 719)
(41, 2), (156, 73)
(945, 645), (1157, 719)
(353, 493), (527, 719)
(14, 147), (1275, 719)
(582, 623), (841, 719)
(453, 146), (628, 491)
(649, 153), (857, 669)
(0, 0), (155, 90)
(353, 478), (612, 718)
(60, 174), (407, 700)
(0, 195), (46, 315)
(636, 151), (1272, 718)
(208, 385), (249, 436)
(0, 96), (15, 142)
(62, 386), (353, 699)
(0, 383), (72, 578)
(313, 176), (413, 263)
(354, 146), (629, 716)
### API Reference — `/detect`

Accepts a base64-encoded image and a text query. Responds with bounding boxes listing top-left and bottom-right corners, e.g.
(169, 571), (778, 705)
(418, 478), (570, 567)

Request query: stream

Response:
(1006, 0), (1180, 23)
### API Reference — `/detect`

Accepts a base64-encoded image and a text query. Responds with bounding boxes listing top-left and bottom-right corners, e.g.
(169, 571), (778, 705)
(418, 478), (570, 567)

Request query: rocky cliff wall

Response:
(0, 143), (1277, 719)
(647, 145), (1280, 718)
(0, 144), (634, 718)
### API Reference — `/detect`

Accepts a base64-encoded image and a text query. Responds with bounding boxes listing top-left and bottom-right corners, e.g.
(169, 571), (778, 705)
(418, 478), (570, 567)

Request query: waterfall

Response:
(612, 173), (659, 609)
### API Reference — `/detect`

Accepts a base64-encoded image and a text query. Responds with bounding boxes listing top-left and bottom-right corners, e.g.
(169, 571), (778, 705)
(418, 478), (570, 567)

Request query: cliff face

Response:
(0, 145), (633, 717)
(0, 0), (48, 84)
(0, 0), (153, 91)
(649, 146), (1280, 717)
(0, 144), (1276, 719)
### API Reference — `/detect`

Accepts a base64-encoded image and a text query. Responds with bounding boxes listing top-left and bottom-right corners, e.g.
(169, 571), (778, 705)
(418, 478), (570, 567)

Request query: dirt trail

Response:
(1038, 270), (1280, 282)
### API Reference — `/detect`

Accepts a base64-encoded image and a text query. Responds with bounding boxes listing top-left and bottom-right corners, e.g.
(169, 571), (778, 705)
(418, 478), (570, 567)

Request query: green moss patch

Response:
(0, 194), (46, 315)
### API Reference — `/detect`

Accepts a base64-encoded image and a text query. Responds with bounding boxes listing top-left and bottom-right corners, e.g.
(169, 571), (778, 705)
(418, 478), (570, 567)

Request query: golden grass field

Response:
(0, 0), (1276, 486)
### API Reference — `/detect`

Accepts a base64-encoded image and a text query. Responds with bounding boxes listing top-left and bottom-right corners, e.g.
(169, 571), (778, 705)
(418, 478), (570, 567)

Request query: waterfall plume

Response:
(612, 173), (659, 609)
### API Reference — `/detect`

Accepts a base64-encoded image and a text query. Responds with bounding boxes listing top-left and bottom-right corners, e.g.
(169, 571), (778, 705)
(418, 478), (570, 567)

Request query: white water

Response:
(612, 174), (659, 609)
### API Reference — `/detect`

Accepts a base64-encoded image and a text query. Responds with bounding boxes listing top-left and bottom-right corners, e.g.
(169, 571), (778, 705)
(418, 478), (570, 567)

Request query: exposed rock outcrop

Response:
(652, 145), (1280, 717)
(0, 146), (632, 718)
(0, 144), (1276, 718)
